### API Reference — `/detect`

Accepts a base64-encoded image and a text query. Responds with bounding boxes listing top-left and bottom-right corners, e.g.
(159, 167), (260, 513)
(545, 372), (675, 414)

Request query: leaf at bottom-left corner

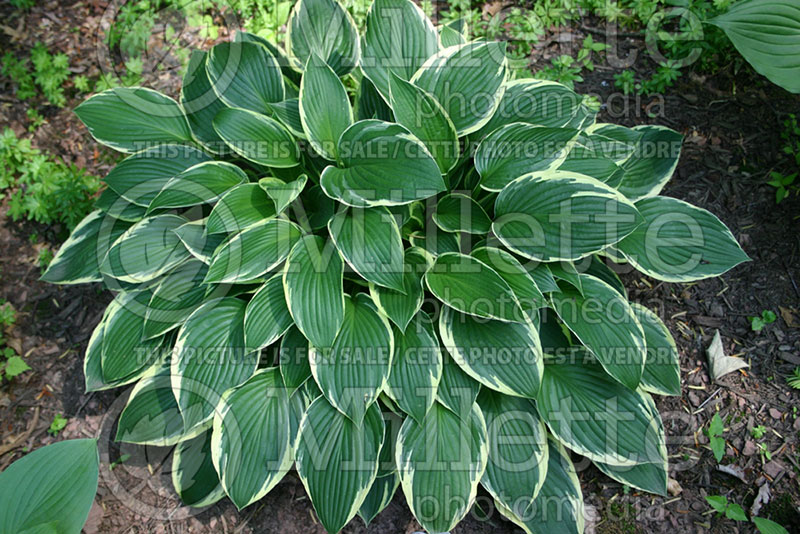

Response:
(0, 439), (99, 534)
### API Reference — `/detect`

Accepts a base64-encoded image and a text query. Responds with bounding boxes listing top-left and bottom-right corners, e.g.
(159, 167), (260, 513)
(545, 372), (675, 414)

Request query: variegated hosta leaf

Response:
(408, 225), (460, 257)
(537, 354), (665, 466)
(244, 274), (294, 350)
(206, 41), (284, 113)
(478, 389), (548, 516)
(268, 98), (305, 138)
(286, 0), (360, 76)
(213, 107), (300, 168)
(396, 402), (489, 533)
(551, 273), (646, 390)
(296, 398), (384, 533)
(385, 311), (442, 423)
(411, 41), (508, 136)
(116, 364), (187, 446)
(181, 50), (226, 152)
(174, 219), (225, 264)
(172, 430), (225, 508)
(143, 260), (214, 339)
(492, 170), (643, 262)
(470, 246), (546, 312)
(548, 260), (584, 294)
(614, 125), (683, 201)
(436, 353), (481, 417)
(148, 161), (247, 212)
(425, 252), (525, 323)
(280, 326), (313, 393)
(258, 174), (307, 215)
(320, 120), (446, 207)
(615, 196), (750, 282)
(284, 235), (345, 348)
(211, 368), (292, 509)
(631, 303), (681, 397)
(299, 53), (353, 160)
(369, 246), (431, 331)
(172, 298), (258, 432)
(585, 254), (626, 297)
(310, 293), (393, 424)
(433, 193), (491, 234)
(358, 472), (400, 526)
(206, 183), (277, 235)
(101, 292), (163, 384)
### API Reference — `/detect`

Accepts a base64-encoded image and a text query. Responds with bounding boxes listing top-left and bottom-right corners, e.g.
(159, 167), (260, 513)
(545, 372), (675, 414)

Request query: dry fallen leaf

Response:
(707, 330), (749, 381)
(779, 306), (799, 328)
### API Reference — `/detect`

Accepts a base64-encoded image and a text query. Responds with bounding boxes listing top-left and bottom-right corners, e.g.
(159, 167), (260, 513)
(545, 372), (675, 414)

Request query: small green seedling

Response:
(2, 348), (30, 380)
(47, 414), (68, 436)
(751, 425), (767, 439)
(706, 495), (748, 521)
(749, 310), (777, 332)
(109, 453), (131, 470)
(787, 367), (800, 390)
(706, 412), (726, 462)
(757, 443), (772, 461)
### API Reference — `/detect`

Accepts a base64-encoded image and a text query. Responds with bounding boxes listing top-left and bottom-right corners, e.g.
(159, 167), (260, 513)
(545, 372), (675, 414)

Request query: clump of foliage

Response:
(0, 300), (28, 382)
(0, 128), (100, 229)
(1, 43), (70, 107)
(44, 0), (748, 531)
(749, 310), (776, 332)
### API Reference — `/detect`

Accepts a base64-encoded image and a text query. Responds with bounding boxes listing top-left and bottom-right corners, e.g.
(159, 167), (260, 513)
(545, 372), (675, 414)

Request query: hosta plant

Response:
(43, 0), (749, 532)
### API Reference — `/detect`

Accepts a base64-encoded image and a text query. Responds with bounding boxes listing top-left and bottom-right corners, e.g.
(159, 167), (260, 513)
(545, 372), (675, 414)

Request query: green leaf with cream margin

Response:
(396, 402), (488, 532)
(631, 303), (681, 396)
(172, 430), (225, 507)
(148, 161), (248, 212)
(116, 364), (187, 446)
(425, 252), (525, 323)
(244, 274), (294, 350)
(213, 107), (300, 168)
(258, 174), (307, 215)
(286, 0), (361, 76)
(206, 183), (277, 235)
(470, 246), (546, 312)
(320, 120), (446, 207)
(433, 193), (492, 234)
(411, 41), (508, 136)
(493, 171), (643, 262)
(612, 125), (682, 201)
(299, 53), (353, 160)
(206, 41), (284, 113)
(211, 368), (292, 509)
(551, 274), (646, 390)
(614, 196), (750, 282)
(296, 398), (384, 533)
(369, 247), (432, 331)
(310, 293), (393, 424)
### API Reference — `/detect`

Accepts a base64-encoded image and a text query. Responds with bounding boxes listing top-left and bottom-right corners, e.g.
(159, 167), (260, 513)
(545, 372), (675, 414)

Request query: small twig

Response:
(694, 388), (722, 413)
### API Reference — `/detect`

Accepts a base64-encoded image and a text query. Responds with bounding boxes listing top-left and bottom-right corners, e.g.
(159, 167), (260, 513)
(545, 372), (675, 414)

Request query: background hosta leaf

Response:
(172, 298), (258, 431)
(708, 0), (800, 94)
(212, 368), (292, 509)
(615, 196), (750, 281)
(172, 430), (225, 507)
(174, 220), (226, 264)
(207, 41), (284, 113)
(116, 365), (186, 446)
(280, 326), (313, 393)
(632, 303), (681, 396)
(412, 41), (508, 136)
(435, 353), (481, 416)
(296, 398), (384, 533)
(328, 206), (405, 291)
(396, 402), (488, 533)
(425, 252), (525, 322)
(478, 390), (548, 515)
(143, 261), (213, 339)
(440, 306), (543, 398)
(537, 355), (665, 466)
(286, 0), (360, 76)
(148, 161), (247, 212)
(388, 73), (459, 173)
(268, 99), (305, 138)
(299, 53), (353, 160)
(284, 235), (345, 348)
(470, 246), (545, 312)
(181, 50), (226, 152)
(206, 183), (277, 234)
(74, 87), (192, 152)
(310, 293), (393, 424)
(101, 292), (163, 384)
(385, 312), (442, 422)
(213, 107), (300, 168)
(369, 246), (431, 331)
(320, 120), (445, 206)
(433, 193), (491, 234)
(475, 124), (578, 191)
(259, 174), (307, 214)
(615, 125), (682, 201)
(551, 274), (645, 389)
(206, 219), (303, 283)
(358, 473), (399, 526)
(0, 439), (99, 534)
(244, 274), (294, 350)
(493, 171), (643, 262)
(361, 0), (439, 99)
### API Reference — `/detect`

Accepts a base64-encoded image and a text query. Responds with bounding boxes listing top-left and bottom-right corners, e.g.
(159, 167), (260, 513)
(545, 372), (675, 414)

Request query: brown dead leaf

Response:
(779, 306), (799, 328)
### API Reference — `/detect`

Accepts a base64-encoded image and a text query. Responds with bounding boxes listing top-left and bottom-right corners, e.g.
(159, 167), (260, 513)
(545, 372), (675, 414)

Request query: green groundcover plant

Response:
(40, 0), (748, 531)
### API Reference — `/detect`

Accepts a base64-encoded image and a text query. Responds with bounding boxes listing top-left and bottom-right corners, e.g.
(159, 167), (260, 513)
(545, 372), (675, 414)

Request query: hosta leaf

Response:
(74, 87), (192, 152)
(103, 145), (212, 207)
(310, 293), (393, 424)
(206, 41), (284, 113)
(100, 214), (191, 283)
(280, 326), (312, 393)
(320, 120), (445, 206)
(436, 353), (481, 417)
(615, 125), (682, 201)
(385, 311), (442, 422)
(284, 235), (345, 348)
(551, 274), (645, 389)
(408, 225), (460, 257)
(525, 263), (559, 294)
(475, 124), (578, 191)
(361, 0), (439, 99)
(369, 247), (431, 331)
(433, 193), (491, 234)
(211, 368), (292, 509)
(358, 473), (399, 526)
(537, 354), (665, 466)
(388, 73), (459, 173)
(493, 171), (643, 262)
(496, 438), (584, 534)
(95, 187), (148, 222)
(206, 219), (303, 283)
(148, 161), (247, 212)
(296, 398), (384, 533)
(470, 246), (545, 312)
(439, 18), (467, 47)
(258, 174), (307, 214)
(299, 53), (353, 160)
(143, 261), (214, 339)
(548, 261), (584, 295)
(0, 439), (98, 534)
(267, 99), (305, 138)
(206, 183), (277, 235)
(328, 206), (405, 291)
(213, 108), (300, 168)
(631, 303), (681, 396)
(615, 196), (749, 281)
(356, 76), (394, 121)
(396, 402), (488, 533)
(41, 210), (131, 284)
(478, 390), (548, 514)
(174, 219), (226, 263)
(234, 30), (301, 85)
(301, 184), (337, 230)
(172, 298), (258, 431)
(286, 0), (360, 76)
(558, 148), (626, 189)
(181, 50), (226, 152)
(172, 430), (225, 507)
(585, 255), (626, 297)
(708, 0), (800, 94)
(83, 312), (118, 392)
(425, 252), (525, 322)
(244, 274), (294, 350)
(412, 42), (508, 136)
(101, 292), (162, 383)
(440, 306), (543, 398)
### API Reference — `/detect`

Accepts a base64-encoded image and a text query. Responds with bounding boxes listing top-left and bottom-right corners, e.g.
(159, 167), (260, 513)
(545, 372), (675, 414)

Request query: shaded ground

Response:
(1, 2), (799, 534)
